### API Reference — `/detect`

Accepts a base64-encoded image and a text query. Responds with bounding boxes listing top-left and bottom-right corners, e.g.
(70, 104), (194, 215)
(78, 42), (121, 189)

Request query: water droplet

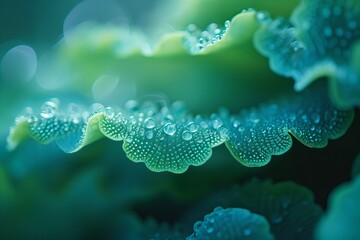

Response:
(129, 116), (137, 124)
(243, 229), (252, 236)
(91, 103), (105, 113)
(238, 127), (245, 133)
(186, 24), (198, 34)
(301, 115), (308, 123)
(182, 131), (192, 140)
(289, 113), (296, 122)
(194, 221), (202, 231)
(105, 107), (114, 118)
(325, 110), (337, 122)
(224, 20), (231, 29)
(163, 123), (176, 136)
(256, 11), (270, 22)
(218, 126), (229, 139)
(40, 100), (59, 118)
(206, 227), (214, 234)
(310, 113), (320, 124)
(214, 206), (223, 212)
(124, 100), (138, 111)
(212, 118), (223, 129)
(28, 116), (38, 124)
(188, 122), (199, 132)
(125, 135), (133, 143)
(145, 130), (153, 139)
(144, 117), (155, 129)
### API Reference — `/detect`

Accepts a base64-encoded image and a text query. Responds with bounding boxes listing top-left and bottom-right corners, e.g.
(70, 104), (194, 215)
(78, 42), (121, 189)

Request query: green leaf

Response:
(99, 101), (226, 173)
(188, 179), (323, 240)
(316, 176), (360, 240)
(7, 100), (105, 153)
(187, 207), (274, 240)
(254, 0), (360, 108)
(7, 82), (353, 173)
(224, 82), (354, 167)
(35, 10), (289, 113)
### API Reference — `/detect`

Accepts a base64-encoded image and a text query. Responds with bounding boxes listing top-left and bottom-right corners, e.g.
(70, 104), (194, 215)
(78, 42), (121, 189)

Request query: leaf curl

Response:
(187, 207), (274, 240)
(7, 83), (354, 173)
(254, 0), (360, 108)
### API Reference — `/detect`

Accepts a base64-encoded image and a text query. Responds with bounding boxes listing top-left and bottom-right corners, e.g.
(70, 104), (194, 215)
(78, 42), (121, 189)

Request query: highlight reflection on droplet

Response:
(1, 45), (37, 83)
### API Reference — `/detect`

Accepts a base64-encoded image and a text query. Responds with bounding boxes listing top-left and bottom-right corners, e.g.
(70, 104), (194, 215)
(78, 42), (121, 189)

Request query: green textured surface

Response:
(187, 207), (274, 240)
(7, 83), (354, 173)
(99, 102), (226, 173)
(254, 0), (360, 108)
(188, 179), (324, 240)
(225, 83), (354, 167)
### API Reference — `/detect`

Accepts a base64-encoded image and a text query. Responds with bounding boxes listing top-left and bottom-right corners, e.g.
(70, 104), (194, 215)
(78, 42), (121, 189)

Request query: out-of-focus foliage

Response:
(316, 172), (360, 240)
(255, 0), (360, 109)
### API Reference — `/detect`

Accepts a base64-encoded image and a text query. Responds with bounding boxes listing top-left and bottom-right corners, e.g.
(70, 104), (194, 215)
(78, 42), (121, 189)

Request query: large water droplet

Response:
(145, 130), (153, 139)
(206, 227), (214, 234)
(256, 11), (270, 23)
(188, 122), (199, 132)
(212, 118), (223, 129)
(124, 100), (138, 111)
(311, 113), (321, 124)
(243, 229), (252, 236)
(163, 123), (176, 136)
(182, 131), (192, 140)
(144, 117), (155, 129)
(224, 20), (231, 29)
(218, 126), (229, 139)
(105, 107), (114, 118)
(40, 100), (59, 118)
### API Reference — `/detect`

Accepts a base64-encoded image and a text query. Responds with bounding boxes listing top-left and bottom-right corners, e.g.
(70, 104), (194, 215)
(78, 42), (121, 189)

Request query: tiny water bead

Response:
(163, 123), (176, 136)
(255, 11), (270, 23)
(182, 130), (192, 141)
(40, 99), (60, 118)
(188, 207), (274, 240)
(144, 117), (156, 129)
(184, 19), (231, 54)
(7, 83), (354, 173)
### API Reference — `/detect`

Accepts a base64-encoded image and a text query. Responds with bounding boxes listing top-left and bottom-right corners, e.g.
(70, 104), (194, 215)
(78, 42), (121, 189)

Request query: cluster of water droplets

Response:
(10, 82), (352, 172)
(188, 207), (273, 240)
(24, 99), (91, 144)
(100, 99), (229, 145)
(184, 20), (231, 54)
